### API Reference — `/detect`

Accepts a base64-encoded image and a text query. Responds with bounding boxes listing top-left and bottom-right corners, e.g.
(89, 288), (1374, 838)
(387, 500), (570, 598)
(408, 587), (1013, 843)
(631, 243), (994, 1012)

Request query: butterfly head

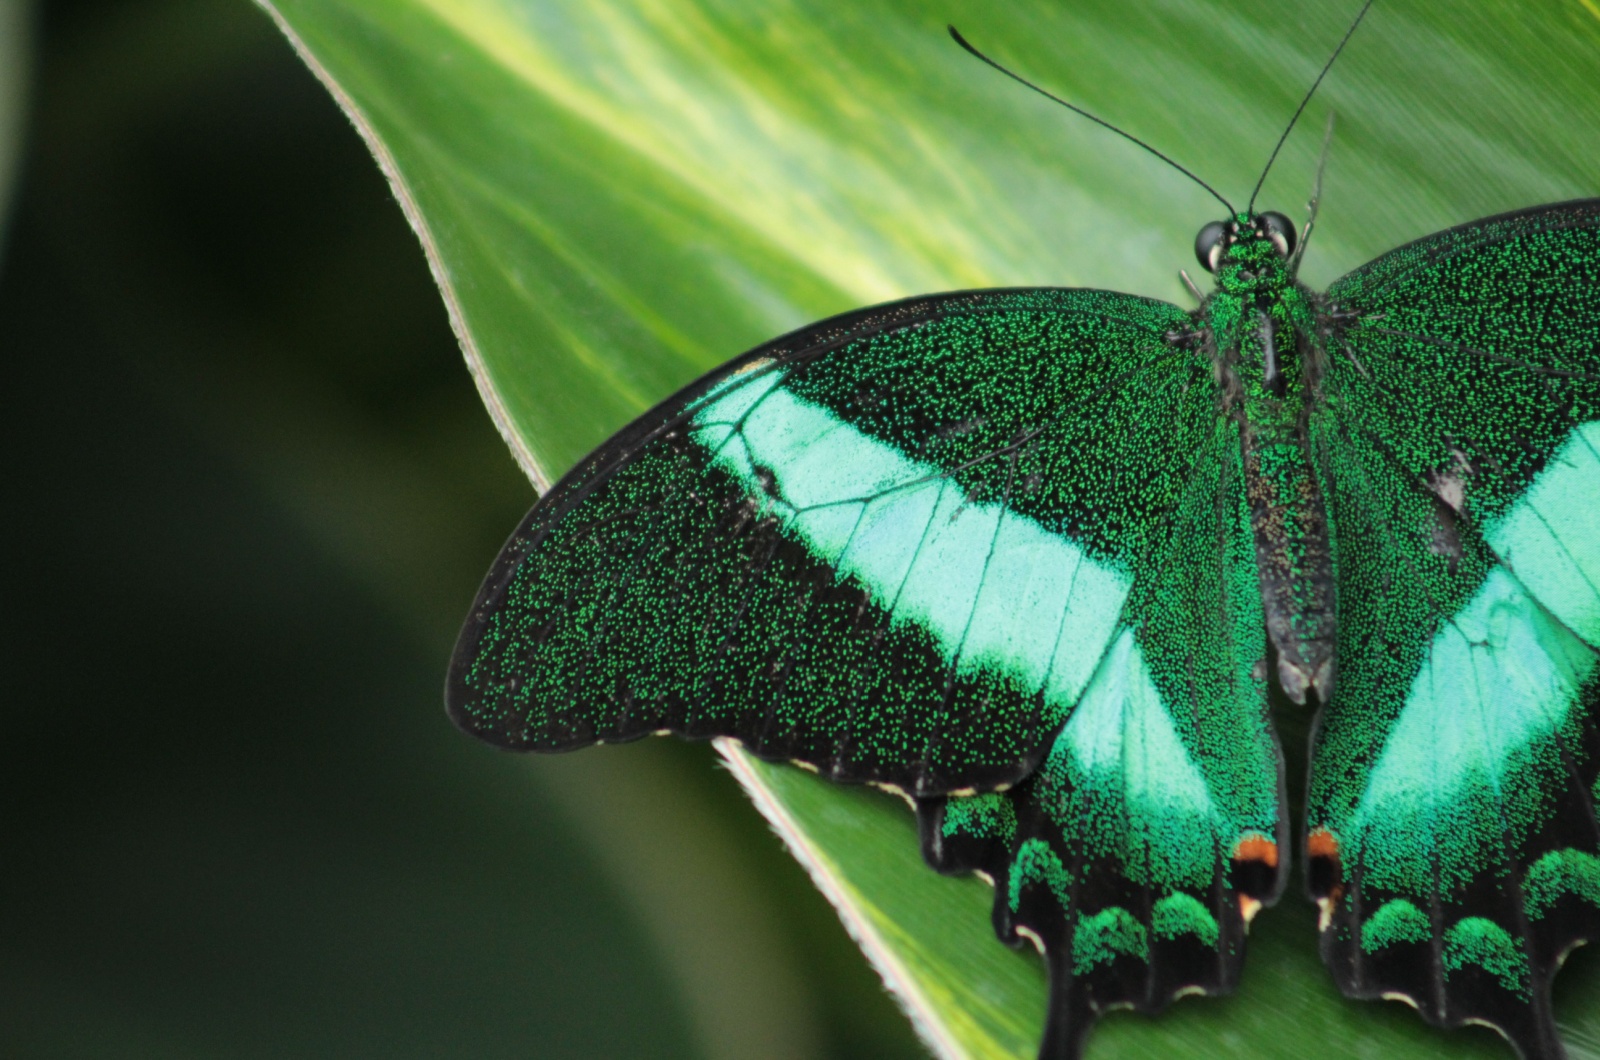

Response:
(1194, 211), (1297, 293)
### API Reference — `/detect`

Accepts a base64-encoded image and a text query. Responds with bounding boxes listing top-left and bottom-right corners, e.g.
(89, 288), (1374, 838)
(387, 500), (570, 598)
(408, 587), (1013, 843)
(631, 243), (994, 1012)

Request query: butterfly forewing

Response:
(452, 289), (1222, 788)
(1310, 199), (1600, 1057)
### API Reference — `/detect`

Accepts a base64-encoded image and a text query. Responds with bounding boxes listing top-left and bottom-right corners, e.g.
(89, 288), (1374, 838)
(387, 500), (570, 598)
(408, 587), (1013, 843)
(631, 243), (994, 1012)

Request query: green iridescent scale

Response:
(447, 134), (1600, 1060)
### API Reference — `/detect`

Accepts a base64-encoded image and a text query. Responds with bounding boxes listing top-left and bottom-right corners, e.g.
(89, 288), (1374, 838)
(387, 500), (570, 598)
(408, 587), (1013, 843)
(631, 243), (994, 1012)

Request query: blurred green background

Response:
(0, 0), (923, 1056)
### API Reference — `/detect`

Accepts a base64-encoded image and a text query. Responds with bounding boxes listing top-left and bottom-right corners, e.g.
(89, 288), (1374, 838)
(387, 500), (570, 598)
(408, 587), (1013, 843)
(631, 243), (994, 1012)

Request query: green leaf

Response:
(260, 0), (1600, 1055)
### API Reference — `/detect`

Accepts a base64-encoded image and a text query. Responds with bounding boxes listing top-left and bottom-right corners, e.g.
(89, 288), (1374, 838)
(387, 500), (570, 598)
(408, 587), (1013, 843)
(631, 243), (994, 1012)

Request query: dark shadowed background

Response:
(0, 1), (923, 1055)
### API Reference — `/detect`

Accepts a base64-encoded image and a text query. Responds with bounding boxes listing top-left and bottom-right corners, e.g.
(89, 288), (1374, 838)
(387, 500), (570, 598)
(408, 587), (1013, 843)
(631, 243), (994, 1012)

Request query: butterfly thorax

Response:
(1199, 212), (1335, 705)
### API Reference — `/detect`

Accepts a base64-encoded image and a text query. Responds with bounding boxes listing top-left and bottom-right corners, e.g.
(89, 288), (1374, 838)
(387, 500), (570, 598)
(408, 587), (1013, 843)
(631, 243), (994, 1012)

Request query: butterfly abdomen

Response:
(1241, 426), (1336, 705)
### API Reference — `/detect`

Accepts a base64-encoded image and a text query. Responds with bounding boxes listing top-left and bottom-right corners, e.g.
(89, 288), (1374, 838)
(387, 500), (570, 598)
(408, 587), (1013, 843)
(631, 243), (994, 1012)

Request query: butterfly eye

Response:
(1258, 211), (1297, 258)
(1194, 220), (1229, 273)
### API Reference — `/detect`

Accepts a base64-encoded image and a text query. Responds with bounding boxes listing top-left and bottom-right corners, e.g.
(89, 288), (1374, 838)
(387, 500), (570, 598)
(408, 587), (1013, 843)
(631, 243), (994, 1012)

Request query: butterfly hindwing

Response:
(921, 410), (1284, 1054)
(450, 287), (1240, 797)
(1310, 200), (1600, 1056)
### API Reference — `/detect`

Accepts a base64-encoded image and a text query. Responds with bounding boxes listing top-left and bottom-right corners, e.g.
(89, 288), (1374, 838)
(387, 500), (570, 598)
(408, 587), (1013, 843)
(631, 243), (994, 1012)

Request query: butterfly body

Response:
(1198, 211), (1337, 705)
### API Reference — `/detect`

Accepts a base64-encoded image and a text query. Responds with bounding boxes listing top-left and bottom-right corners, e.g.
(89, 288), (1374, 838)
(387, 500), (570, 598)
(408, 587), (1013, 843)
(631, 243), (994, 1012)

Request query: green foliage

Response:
(263, 0), (1600, 1055)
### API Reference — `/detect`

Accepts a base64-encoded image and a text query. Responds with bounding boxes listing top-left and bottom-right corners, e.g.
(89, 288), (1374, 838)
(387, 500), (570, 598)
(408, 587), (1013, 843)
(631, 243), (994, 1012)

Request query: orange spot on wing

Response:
(1307, 827), (1340, 860)
(1232, 833), (1279, 868)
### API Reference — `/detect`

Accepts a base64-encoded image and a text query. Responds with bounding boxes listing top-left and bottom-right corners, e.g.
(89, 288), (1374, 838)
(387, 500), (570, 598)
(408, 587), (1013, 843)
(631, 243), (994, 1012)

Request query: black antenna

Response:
(949, 26), (1235, 216)
(1247, 0), (1373, 213)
